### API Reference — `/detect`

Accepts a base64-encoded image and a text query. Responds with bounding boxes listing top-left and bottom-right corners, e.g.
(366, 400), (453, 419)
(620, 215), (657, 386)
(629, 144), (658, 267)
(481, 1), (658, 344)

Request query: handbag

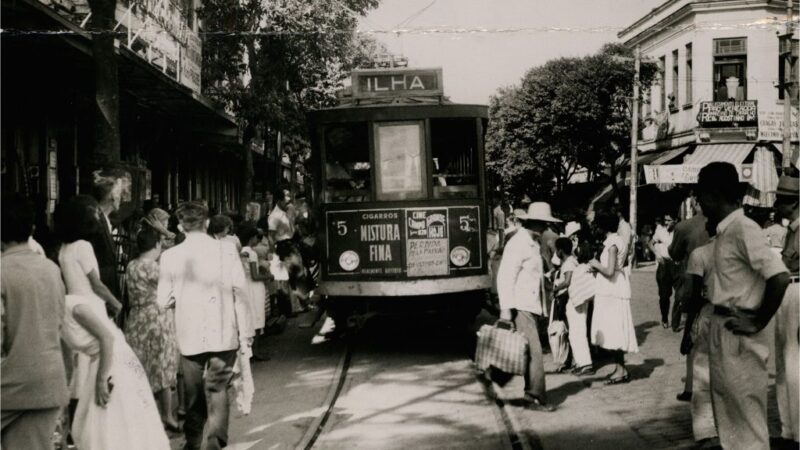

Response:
(548, 298), (570, 367)
(475, 319), (529, 376)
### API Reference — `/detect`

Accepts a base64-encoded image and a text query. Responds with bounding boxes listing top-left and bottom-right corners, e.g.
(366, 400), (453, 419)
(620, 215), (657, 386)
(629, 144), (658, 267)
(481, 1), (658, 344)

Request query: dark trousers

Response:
(181, 350), (237, 450)
(513, 310), (546, 397)
(656, 262), (675, 323)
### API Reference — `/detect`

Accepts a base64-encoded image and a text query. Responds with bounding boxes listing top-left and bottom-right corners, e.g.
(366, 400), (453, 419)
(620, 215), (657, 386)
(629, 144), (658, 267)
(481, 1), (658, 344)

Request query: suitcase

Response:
(475, 320), (529, 376)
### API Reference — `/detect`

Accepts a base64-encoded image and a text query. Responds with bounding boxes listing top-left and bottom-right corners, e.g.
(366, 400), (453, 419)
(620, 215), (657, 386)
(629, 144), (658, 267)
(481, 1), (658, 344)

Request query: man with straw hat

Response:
(772, 173), (799, 446)
(497, 202), (561, 412)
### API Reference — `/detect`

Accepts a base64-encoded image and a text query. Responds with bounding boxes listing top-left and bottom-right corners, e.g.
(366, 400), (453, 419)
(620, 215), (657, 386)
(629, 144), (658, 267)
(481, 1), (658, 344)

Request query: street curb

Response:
(294, 342), (350, 450)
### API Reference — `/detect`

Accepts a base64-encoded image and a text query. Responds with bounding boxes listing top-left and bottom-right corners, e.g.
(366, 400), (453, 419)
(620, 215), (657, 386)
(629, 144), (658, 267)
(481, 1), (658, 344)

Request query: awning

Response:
(644, 143), (756, 184)
(647, 146), (692, 166)
(743, 147), (781, 207)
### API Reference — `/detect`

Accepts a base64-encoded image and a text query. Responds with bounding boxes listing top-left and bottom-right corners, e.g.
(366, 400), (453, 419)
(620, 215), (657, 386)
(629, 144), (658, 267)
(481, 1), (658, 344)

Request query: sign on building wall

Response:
(644, 164), (753, 184)
(758, 106), (799, 141)
(697, 101), (758, 128)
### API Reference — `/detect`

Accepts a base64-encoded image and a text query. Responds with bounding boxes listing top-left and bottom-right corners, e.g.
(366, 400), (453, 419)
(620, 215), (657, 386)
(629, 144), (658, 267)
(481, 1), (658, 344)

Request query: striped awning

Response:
(644, 143), (756, 184)
(743, 147), (780, 207)
(648, 146), (692, 165)
(682, 143), (753, 166)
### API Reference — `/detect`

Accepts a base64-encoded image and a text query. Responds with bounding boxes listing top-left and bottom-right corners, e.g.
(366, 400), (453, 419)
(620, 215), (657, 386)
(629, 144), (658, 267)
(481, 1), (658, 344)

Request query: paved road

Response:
(169, 265), (784, 449)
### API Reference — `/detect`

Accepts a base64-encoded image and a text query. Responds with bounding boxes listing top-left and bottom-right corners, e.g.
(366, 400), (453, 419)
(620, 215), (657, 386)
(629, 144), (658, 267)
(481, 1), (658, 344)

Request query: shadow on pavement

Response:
(635, 320), (661, 346)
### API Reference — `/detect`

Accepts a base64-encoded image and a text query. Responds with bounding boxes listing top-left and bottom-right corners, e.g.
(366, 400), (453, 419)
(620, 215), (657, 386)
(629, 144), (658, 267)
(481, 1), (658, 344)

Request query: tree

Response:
(198, 0), (382, 211)
(485, 43), (656, 204)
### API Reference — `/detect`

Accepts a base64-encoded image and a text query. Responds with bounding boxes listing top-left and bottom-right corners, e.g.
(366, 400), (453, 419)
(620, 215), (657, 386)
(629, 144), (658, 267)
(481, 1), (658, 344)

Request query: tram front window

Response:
(374, 121), (427, 201)
(324, 122), (371, 203)
(430, 118), (479, 198)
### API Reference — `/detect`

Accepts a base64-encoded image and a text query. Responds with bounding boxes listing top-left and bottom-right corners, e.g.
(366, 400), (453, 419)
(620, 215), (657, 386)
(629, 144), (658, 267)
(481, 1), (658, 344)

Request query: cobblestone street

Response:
(499, 264), (783, 450)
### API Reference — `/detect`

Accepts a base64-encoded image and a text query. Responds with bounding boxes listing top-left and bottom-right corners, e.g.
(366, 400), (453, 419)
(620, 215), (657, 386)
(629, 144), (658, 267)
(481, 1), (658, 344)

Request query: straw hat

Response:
(561, 221), (581, 238)
(516, 202), (561, 223)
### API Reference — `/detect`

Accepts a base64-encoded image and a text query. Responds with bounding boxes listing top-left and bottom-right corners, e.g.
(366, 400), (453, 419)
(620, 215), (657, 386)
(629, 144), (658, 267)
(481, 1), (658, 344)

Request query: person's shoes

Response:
(604, 374), (631, 385)
(573, 365), (595, 376)
(555, 364), (572, 373)
(662, 322), (670, 329)
(676, 391), (692, 402)
(522, 394), (556, 412)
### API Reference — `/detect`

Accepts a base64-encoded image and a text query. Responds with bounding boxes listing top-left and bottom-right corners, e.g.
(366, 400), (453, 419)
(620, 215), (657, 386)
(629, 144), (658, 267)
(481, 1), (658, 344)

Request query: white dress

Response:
(242, 246), (267, 331)
(63, 294), (170, 450)
(590, 234), (639, 353)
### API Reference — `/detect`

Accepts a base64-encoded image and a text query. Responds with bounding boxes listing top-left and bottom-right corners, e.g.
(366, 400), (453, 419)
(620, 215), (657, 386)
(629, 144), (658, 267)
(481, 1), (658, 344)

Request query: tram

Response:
(307, 67), (491, 329)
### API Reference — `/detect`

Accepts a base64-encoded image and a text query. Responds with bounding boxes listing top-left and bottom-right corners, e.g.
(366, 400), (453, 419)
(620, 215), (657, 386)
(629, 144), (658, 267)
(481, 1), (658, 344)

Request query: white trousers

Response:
(775, 281), (799, 442)
(709, 313), (770, 450)
(566, 301), (592, 368)
(690, 304), (717, 442)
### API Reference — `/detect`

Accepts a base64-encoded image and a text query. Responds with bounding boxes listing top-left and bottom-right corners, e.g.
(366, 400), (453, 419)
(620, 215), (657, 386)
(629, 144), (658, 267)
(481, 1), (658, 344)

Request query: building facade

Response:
(2, 0), (246, 222)
(619, 0), (798, 217)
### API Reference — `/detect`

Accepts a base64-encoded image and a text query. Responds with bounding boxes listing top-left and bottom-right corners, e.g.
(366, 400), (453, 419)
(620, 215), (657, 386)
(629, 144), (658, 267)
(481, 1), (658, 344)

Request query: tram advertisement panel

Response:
(325, 206), (483, 279)
(326, 209), (404, 276)
(406, 209), (449, 277)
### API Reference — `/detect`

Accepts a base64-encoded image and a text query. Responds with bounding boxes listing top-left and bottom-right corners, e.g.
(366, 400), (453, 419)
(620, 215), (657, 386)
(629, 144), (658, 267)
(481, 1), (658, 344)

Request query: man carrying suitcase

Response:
(497, 202), (560, 412)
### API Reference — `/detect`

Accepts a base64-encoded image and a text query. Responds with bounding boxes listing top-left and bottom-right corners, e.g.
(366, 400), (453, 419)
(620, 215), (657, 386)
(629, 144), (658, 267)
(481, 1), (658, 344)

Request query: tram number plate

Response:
(406, 208), (449, 277)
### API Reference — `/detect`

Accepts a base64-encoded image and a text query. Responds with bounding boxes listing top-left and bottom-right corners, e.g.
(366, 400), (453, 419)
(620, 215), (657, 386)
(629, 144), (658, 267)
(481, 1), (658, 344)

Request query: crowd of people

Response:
(1, 173), (319, 450)
(489, 162), (798, 450)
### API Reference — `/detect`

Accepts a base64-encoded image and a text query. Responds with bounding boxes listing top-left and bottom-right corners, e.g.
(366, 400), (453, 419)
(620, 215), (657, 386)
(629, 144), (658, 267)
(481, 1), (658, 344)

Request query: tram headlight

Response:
(450, 246), (470, 267)
(339, 250), (360, 272)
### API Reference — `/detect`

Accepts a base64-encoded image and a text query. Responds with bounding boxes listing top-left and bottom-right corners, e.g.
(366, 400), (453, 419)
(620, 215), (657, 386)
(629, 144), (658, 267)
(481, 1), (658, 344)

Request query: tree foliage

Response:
(486, 43), (656, 202)
(198, 0), (383, 208)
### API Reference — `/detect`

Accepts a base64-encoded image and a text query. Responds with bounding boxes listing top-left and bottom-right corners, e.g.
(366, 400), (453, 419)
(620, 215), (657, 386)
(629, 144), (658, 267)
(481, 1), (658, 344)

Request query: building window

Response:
(685, 43), (693, 104)
(659, 56), (666, 111)
(779, 39), (799, 101)
(670, 49), (679, 110)
(713, 37), (747, 101)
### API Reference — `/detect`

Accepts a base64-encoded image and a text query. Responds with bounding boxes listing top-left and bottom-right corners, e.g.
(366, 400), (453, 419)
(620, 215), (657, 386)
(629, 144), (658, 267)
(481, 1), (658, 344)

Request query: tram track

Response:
(296, 335), (534, 450)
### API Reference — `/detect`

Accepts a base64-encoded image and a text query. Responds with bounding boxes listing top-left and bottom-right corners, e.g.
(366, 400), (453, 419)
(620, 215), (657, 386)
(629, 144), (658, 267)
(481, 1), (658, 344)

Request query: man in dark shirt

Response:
(1, 194), (70, 449)
(90, 171), (123, 308)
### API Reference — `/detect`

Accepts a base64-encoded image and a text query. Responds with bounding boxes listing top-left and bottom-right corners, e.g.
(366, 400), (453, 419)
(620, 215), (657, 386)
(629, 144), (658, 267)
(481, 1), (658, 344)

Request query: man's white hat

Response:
(562, 221), (581, 238)
(516, 202), (561, 223)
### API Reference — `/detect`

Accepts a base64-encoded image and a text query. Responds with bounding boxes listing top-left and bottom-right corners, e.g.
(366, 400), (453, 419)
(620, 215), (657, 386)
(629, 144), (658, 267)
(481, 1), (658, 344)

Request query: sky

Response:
(358, 0), (664, 105)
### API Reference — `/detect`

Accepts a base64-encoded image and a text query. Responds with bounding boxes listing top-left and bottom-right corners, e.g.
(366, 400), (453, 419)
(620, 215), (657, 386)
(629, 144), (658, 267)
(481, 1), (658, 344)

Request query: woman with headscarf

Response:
(141, 208), (176, 250)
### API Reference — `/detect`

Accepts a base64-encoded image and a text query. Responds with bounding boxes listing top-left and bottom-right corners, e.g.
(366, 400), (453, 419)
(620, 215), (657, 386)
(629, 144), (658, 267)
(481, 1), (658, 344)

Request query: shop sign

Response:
(406, 208), (449, 277)
(644, 164), (753, 184)
(758, 106), (799, 141)
(697, 101), (757, 128)
(351, 68), (443, 98)
(180, 31), (202, 93)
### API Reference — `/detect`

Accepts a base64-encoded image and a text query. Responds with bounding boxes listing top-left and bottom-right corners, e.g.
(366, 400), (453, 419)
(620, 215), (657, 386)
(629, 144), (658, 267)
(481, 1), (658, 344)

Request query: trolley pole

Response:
(781, 1), (794, 170)
(630, 46), (640, 255)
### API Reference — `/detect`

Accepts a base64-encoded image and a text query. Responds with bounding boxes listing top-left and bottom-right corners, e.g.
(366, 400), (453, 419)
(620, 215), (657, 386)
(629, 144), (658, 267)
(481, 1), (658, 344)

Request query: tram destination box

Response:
(351, 68), (444, 99)
(325, 205), (483, 280)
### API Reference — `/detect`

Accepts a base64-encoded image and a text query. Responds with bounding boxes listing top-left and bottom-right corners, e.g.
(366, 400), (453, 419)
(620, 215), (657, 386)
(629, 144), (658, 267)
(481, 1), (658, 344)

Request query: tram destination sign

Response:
(697, 101), (757, 128)
(351, 68), (443, 99)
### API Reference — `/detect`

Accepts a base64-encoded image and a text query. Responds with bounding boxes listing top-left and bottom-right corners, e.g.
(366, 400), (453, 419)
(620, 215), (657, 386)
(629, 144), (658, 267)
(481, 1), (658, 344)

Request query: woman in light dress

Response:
(55, 196), (169, 450)
(589, 209), (639, 385)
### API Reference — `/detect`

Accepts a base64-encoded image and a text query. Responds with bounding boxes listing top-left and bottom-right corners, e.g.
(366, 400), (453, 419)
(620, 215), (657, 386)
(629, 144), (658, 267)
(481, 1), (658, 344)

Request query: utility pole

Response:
(780, 0), (795, 170)
(630, 45), (641, 254)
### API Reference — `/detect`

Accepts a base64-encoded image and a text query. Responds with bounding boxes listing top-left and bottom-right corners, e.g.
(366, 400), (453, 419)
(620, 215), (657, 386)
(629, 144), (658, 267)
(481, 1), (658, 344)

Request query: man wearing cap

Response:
(772, 173), (799, 445)
(157, 200), (253, 450)
(497, 202), (560, 412)
(695, 162), (790, 450)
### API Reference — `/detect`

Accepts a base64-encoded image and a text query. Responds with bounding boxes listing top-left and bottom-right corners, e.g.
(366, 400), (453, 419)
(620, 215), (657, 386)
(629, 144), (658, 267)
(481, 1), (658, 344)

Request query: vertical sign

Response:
(406, 208), (449, 277)
(327, 209), (404, 276)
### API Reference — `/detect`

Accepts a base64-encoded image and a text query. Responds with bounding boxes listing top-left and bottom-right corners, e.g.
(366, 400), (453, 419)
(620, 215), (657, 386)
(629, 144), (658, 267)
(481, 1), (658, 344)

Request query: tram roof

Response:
(308, 100), (488, 124)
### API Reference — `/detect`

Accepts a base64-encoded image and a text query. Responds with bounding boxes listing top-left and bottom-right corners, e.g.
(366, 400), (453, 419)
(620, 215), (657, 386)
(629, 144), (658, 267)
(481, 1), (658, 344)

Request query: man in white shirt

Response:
(696, 162), (790, 450)
(649, 214), (676, 328)
(157, 201), (253, 450)
(268, 188), (294, 243)
(497, 202), (560, 412)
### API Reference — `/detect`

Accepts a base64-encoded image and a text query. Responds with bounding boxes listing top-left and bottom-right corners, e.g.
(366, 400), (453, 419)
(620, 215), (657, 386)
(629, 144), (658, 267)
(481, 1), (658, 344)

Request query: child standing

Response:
(555, 239), (595, 375)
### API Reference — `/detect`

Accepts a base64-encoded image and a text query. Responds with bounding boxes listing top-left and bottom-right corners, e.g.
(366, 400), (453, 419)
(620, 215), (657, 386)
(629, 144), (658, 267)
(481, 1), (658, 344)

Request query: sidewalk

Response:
(500, 267), (783, 450)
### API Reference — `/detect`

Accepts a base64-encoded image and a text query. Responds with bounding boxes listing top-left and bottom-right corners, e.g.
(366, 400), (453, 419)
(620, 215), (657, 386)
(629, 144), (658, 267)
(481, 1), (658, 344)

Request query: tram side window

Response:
(324, 122), (371, 203)
(430, 118), (479, 198)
